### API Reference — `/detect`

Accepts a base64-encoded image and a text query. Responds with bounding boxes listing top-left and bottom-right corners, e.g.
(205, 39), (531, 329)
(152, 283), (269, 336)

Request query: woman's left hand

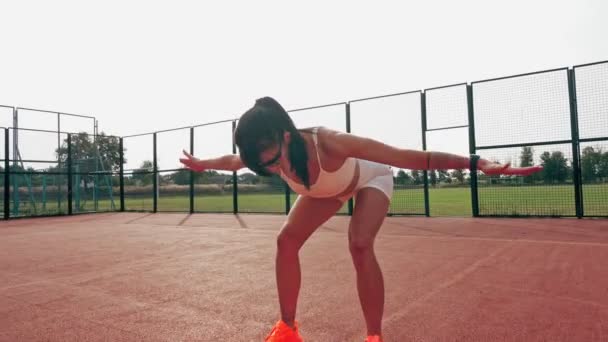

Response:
(477, 158), (543, 176)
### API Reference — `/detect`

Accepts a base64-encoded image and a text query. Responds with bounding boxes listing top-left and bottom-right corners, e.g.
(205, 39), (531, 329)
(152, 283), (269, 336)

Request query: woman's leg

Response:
(276, 195), (344, 327)
(348, 187), (390, 336)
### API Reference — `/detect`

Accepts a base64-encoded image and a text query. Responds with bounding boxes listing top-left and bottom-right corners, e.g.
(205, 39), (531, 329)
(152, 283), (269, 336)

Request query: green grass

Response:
(125, 183), (608, 217)
(478, 185), (575, 216)
(583, 183), (608, 216)
(5, 184), (608, 217)
(429, 187), (471, 216)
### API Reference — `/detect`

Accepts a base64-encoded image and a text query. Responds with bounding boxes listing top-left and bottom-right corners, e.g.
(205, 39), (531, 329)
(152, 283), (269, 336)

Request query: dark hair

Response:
(234, 97), (311, 188)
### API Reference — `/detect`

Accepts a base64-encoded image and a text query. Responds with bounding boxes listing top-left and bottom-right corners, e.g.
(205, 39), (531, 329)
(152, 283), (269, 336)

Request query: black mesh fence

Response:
(72, 173), (120, 213)
(473, 69), (572, 147)
(239, 174), (286, 214)
(194, 171), (235, 213)
(350, 92), (425, 215)
(15, 107), (96, 135)
(426, 85), (469, 130)
(9, 172), (69, 217)
(575, 61), (608, 217)
(474, 144), (576, 216)
(193, 121), (235, 213)
(2, 61), (607, 219)
(122, 133), (154, 212)
(472, 69), (578, 216)
(70, 132), (121, 213)
(424, 84), (471, 216)
(579, 141), (608, 216)
(0, 128), (5, 215)
(156, 127), (190, 213)
(0, 109), (10, 217)
(123, 170), (154, 212)
(426, 128), (472, 216)
(8, 107), (99, 216)
(158, 170), (189, 212)
(575, 63), (608, 141)
(7, 128), (70, 217)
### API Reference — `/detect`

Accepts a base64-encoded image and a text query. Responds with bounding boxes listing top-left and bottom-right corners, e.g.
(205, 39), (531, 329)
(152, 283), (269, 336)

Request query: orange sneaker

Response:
(264, 320), (304, 342)
(365, 336), (383, 342)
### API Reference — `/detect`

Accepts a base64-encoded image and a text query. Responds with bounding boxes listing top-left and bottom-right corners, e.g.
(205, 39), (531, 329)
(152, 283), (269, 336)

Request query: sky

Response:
(1, 0), (607, 171)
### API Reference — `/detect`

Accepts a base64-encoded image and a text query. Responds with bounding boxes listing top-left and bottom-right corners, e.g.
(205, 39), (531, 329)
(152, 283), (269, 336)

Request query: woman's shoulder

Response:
(311, 127), (350, 156)
(297, 126), (321, 133)
(315, 126), (346, 139)
(297, 125), (346, 133)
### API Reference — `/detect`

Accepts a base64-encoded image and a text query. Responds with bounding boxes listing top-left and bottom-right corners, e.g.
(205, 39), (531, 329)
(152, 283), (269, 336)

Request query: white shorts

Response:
(337, 161), (394, 203)
(337, 173), (394, 203)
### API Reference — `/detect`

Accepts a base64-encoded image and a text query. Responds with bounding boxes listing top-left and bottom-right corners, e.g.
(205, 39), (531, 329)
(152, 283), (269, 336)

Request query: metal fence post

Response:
(67, 134), (73, 215)
(421, 92), (430, 217)
(282, 121), (291, 214)
(467, 85), (480, 217)
(470, 154), (480, 217)
(346, 102), (354, 216)
(4, 128), (9, 219)
(231, 121), (238, 214)
(190, 127), (195, 214)
(568, 68), (583, 218)
(153, 132), (158, 213)
(119, 138), (125, 212)
(284, 182), (291, 215)
(12, 110), (18, 216)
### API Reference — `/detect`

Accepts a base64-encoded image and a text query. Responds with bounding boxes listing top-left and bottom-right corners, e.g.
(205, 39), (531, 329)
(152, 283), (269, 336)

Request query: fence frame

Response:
(3, 60), (608, 219)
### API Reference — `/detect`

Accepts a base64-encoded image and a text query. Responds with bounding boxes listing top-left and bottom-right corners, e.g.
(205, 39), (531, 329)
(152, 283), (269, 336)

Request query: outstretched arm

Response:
(179, 150), (245, 172)
(324, 129), (542, 176)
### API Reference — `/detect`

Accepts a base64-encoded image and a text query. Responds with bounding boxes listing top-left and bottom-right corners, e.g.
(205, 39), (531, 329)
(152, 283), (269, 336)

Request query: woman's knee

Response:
(277, 225), (304, 254)
(348, 234), (374, 256)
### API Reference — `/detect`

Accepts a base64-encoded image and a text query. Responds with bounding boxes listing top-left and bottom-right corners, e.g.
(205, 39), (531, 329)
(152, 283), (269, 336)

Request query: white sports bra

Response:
(280, 127), (358, 198)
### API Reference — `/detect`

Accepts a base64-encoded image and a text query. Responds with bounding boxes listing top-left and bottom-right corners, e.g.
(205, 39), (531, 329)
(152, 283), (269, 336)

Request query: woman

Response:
(180, 97), (541, 342)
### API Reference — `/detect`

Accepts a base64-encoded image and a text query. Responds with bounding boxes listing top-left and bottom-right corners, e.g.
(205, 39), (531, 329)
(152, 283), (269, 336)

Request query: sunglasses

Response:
(257, 140), (283, 169)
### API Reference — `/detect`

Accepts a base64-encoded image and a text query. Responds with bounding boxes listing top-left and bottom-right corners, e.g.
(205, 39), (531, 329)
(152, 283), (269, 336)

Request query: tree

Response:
(0, 165), (30, 186)
(238, 172), (259, 184)
(170, 169), (192, 185)
(168, 169), (195, 185)
(437, 170), (450, 184)
(259, 174), (285, 188)
(200, 170), (231, 185)
(411, 170), (423, 185)
(540, 151), (570, 183)
(520, 146), (534, 167)
(132, 160), (154, 186)
(45, 132), (126, 199)
(519, 146), (538, 183)
(451, 169), (465, 184)
(395, 170), (412, 185)
(599, 151), (608, 182)
(54, 132), (124, 195)
(169, 169), (236, 185)
(56, 132), (123, 172)
(429, 170), (437, 187)
(581, 146), (602, 182)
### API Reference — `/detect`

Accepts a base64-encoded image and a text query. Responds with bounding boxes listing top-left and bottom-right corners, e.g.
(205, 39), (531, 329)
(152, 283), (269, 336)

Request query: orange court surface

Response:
(1, 213), (607, 341)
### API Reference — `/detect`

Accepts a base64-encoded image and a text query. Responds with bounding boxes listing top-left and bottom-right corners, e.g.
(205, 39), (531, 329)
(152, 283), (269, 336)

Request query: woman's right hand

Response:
(179, 150), (206, 172)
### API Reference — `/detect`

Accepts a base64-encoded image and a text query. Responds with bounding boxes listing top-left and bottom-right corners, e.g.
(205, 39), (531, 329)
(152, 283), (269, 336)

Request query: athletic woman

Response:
(179, 97), (541, 342)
